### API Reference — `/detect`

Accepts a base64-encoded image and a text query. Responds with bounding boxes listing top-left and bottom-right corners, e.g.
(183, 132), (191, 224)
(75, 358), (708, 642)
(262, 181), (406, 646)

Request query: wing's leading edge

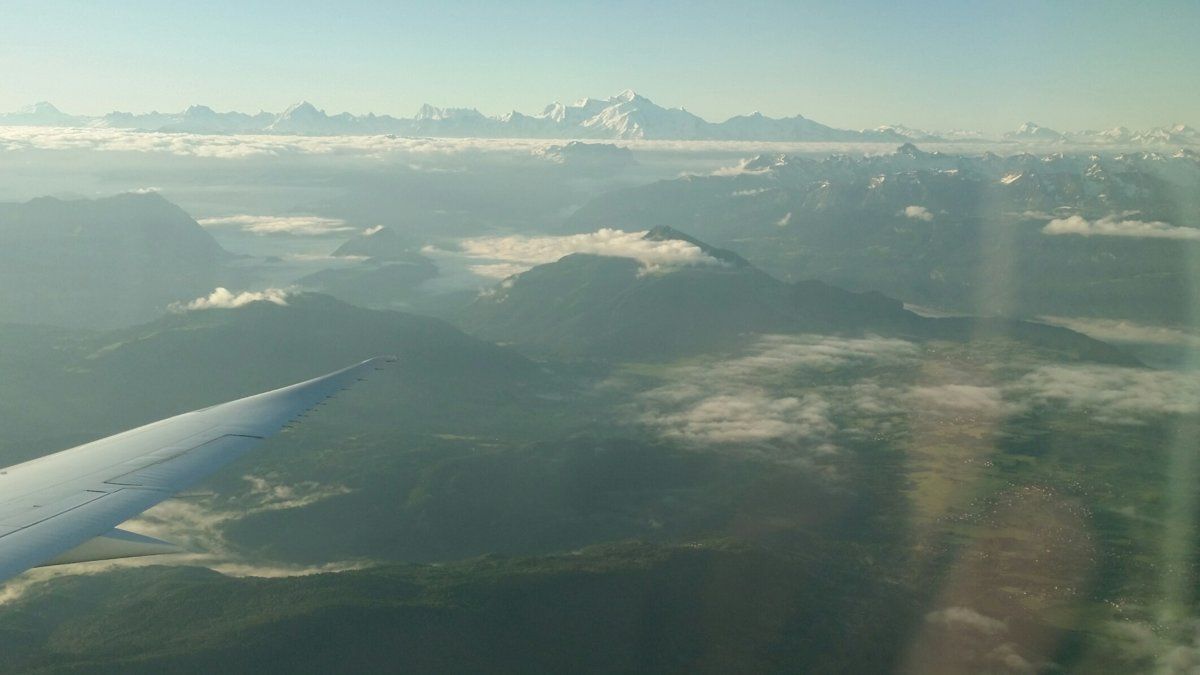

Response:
(0, 356), (393, 583)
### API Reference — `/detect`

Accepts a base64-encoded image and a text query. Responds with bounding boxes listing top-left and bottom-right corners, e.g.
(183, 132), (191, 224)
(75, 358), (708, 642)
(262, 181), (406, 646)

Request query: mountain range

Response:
(2, 92), (1196, 146)
(566, 146), (1200, 323)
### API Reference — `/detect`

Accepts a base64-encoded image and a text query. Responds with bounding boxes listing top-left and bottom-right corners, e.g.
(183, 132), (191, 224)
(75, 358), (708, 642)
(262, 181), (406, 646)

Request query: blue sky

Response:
(1, 0), (1196, 133)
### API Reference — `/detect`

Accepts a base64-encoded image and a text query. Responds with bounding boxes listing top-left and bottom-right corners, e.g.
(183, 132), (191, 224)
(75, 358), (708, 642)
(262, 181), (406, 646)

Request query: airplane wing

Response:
(0, 356), (393, 583)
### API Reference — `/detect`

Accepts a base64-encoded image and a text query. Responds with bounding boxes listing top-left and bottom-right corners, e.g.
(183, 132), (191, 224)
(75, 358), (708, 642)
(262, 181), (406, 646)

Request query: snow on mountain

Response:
(540, 96), (610, 126)
(570, 89), (705, 139)
(159, 105), (270, 134)
(0, 101), (85, 126)
(1004, 122), (1068, 143)
(0, 94), (1196, 146)
(265, 101), (338, 134)
(870, 124), (941, 141)
(717, 111), (876, 141)
(1133, 124), (1199, 146)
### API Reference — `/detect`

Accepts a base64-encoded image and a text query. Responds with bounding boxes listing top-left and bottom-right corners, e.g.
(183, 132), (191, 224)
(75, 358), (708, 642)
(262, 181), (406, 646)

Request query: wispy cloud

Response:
(170, 287), (291, 312)
(0, 475), (362, 605)
(198, 214), (354, 236)
(1042, 215), (1200, 240)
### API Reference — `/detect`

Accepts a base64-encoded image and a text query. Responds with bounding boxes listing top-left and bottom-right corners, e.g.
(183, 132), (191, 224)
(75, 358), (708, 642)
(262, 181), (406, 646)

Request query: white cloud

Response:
(648, 391), (836, 449)
(709, 155), (785, 176)
(468, 263), (532, 280)
(0, 126), (1087, 162)
(704, 334), (920, 374)
(1042, 215), (1200, 240)
(0, 125), (563, 159)
(361, 225), (385, 236)
(0, 475), (360, 605)
(170, 287), (291, 312)
(123, 475), (351, 557)
(1107, 618), (1200, 673)
(240, 475), (353, 512)
(452, 228), (725, 279)
(1012, 364), (1200, 424)
(908, 384), (1013, 417)
(902, 205), (935, 221)
(776, 211), (793, 227)
(637, 335), (919, 456)
(1038, 316), (1200, 348)
(284, 253), (367, 263)
(925, 606), (1008, 635)
(1014, 210), (1055, 221)
(732, 187), (770, 197)
(198, 214), (354, 236)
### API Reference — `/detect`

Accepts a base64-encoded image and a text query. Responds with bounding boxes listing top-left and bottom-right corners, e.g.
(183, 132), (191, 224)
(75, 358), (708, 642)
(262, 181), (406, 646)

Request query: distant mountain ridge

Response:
(2, 92), (1194, 146)
(566, 145), (1200, 323)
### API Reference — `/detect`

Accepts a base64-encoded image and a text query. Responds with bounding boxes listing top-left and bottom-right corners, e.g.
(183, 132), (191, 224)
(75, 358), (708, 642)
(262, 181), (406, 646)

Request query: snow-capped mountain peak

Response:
(280, 101), (322, 117)
(1004, 122), (1067, 142)
(612, 89), (641, 104)
(20, 101), (62, 115)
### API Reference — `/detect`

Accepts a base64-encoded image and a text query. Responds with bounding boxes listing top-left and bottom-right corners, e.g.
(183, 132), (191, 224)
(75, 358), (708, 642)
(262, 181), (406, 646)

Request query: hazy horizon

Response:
(2, 0), (1197, 133)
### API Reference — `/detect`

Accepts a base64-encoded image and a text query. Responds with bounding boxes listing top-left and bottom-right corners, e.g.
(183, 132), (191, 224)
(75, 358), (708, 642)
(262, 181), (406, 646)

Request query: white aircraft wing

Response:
(0, 356), (393, 583)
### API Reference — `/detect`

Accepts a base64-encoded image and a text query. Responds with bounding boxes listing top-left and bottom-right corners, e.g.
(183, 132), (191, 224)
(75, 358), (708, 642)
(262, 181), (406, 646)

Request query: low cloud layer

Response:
(0, 125), (913, 160)
(443, 228), (726, 280)
(198, 214), (354, 236)
(1043, 215), (1200, 240)
(170, 287), (291, 312)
